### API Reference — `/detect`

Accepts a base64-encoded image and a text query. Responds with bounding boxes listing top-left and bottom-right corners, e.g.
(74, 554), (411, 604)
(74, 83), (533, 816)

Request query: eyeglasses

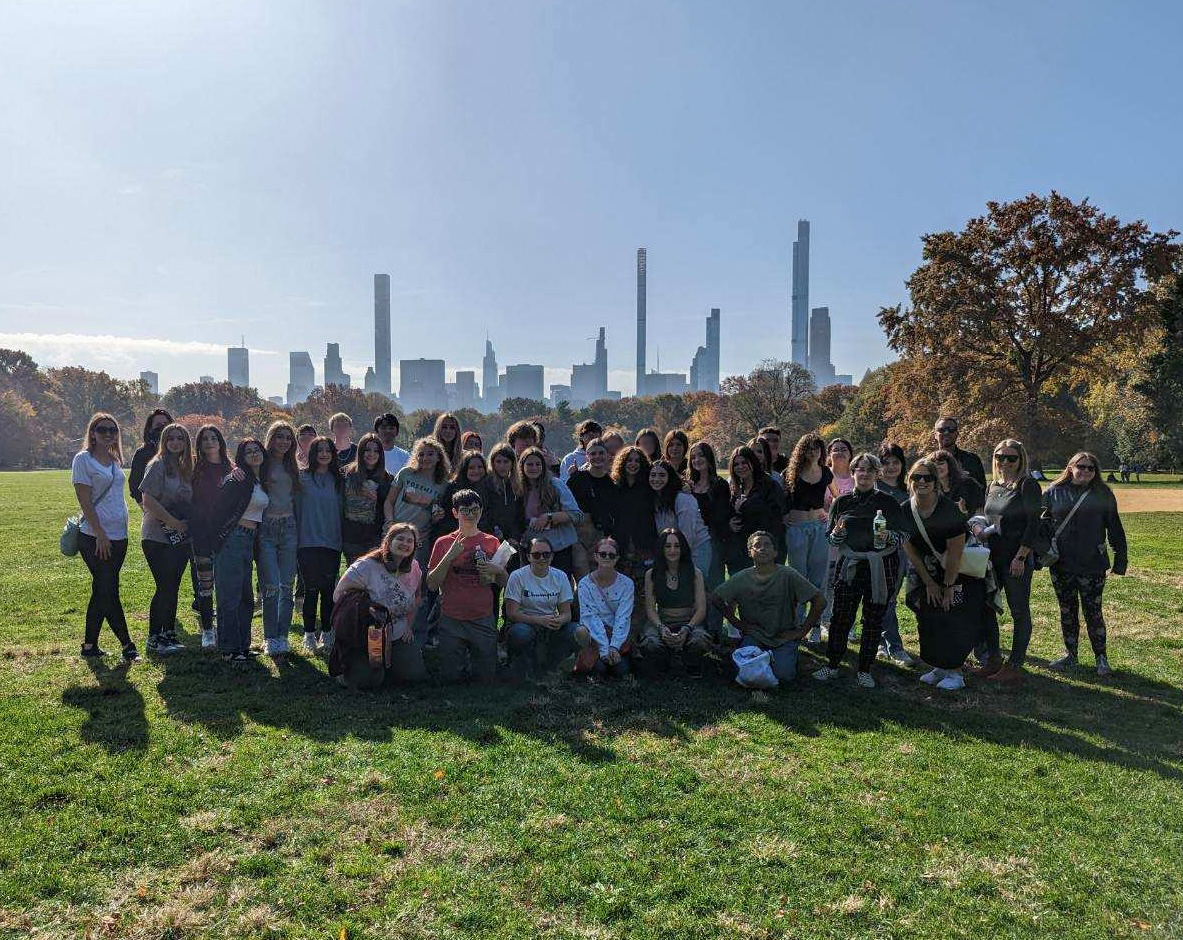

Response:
(528, 551), (553, 559)
(1074, 464), (1097, 472)
(456, 505), (481, 516)
(994, 454), (1020, 463)
(910, 474), (936, 483)
(94, 425), (118, 435)
(595, 551), (618, 560)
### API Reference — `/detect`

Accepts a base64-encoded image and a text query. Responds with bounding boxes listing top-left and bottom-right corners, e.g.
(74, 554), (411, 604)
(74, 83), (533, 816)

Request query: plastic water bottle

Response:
(873, 509), (887, 550)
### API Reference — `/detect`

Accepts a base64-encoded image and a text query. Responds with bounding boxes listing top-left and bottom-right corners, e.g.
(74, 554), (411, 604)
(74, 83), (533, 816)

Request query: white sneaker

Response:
(301, 633), (317, 652)
(1096, 654), (1112, 677)
(920, 668), (944, 685)
(320, 629), (334, 651)
(200, 629), (216, 649)
(856, 671), (876, 689)
(264, 637), (281, 656)
(1047, 653), (1077, 671)
(936, 671), (966, 691)
(813, 666), (840, 682)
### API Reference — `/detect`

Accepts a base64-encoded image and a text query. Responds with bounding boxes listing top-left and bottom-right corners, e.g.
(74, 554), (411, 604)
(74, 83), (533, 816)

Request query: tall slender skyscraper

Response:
(374, 274), (391, 395)
(481, 339), (500, 412)
(791, 220), (810, 367)
(635, 248), (647, 397)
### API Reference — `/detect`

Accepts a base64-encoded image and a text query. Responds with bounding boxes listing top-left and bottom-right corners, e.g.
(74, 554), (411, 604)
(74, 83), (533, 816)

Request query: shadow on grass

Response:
(60, 659), (149, 754)
(146, 642), (1183, 782)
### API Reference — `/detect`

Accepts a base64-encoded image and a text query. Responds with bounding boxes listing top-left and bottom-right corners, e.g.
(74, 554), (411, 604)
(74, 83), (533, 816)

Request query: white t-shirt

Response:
(334, 557), (422, 640)
(383, 445), (410, 477)
(71, 451), (129, 539)
(504, 566), (574, 621)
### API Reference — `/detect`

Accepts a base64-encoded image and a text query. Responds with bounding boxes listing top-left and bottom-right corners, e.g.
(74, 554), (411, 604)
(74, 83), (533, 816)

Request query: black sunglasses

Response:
(994, 454), (1020, 463)
(595, 551), (618, 559)
(910, 473), (936, 483)
(528, 551), (553, 559)
(94, 425), (118, 434)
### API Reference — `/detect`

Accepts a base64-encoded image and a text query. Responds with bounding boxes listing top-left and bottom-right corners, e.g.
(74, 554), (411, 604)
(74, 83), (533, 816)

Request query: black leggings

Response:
(142, 540), (191, 637)
(298, 547), (340, 633)
(79, 534), (131, 648)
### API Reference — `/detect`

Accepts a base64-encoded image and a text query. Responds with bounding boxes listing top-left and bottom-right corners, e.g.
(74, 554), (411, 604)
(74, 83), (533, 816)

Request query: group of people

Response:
(69, 409), (1128, 690)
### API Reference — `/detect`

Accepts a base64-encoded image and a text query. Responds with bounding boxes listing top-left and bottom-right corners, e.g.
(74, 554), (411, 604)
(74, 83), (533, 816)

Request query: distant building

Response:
(808, 307), (836, 387)
(690, 308), (721, 393)
(791, 220), (810, 368)
(549, 384), (572, 407)
(286, 352), (315, 405)
(198, 375), (215, 385)
(635, 249), (647, 396)
(481, 340), (500, 412)
(227, 346), (249, 388)
(324, 343), (350, 388)
(570, 327), (609, 407)
(400, 358), (446, 413)
(447, 370), (477, 410)
(373, 274), (391, 396)
(267, 396), (284, 407)
(503, 364), (545, 403)
(139, 370), (158, 395)
(642, 372), (689, 396)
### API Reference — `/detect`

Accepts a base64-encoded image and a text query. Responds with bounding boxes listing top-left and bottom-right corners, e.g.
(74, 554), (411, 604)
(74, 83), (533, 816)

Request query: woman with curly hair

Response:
(609, 445), (657, 622)
(785, 433), (832, 641)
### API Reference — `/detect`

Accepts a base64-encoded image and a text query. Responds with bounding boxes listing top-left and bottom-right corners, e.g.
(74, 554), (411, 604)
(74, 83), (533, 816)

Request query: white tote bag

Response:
(733, 645), (779, 689)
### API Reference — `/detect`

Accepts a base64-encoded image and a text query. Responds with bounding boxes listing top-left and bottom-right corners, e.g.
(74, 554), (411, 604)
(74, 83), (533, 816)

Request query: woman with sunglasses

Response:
(1042, 452), (1127, 676)
(899, 458), (985, 691)
(127, 408), (173, 506)
(504, 537), (576, 679)
(574, 537), (633, 678)
(973, 439), (1043, 682)
(190, 425), (233, 648)
(139, 423), (194, 655)
(931, 449), (984, 515)
(72, 413), (137, 661)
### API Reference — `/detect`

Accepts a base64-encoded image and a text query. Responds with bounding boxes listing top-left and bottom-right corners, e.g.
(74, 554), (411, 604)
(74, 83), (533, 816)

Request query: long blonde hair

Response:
(154, 423), (194, 479)
(991, 438), (1030, 483)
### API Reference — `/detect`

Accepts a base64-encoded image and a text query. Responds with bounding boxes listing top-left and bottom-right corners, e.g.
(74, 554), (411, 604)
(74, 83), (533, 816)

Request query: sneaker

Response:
(813, 666), (840, 682)
(80, 645), (108, 659)
(302, 632), (317, 652)
(145, 635), (166, 655)
(936, 671), (966, 691)
(856, 671), (876, 688)
(201, 628), (217, 649)
(122, 644), (141, 663)
(920, 668), (944, 685)
(1047, 653), (1077, 671)
(879, 647), (916, 667)
(231, 651), (249, 663)
(986, 663), (1025, 684)
(164, 633), (185, 652)
(807, 626), (822, 645)
(1096, 654), (1112, 677)
(319, 629), (334, 651)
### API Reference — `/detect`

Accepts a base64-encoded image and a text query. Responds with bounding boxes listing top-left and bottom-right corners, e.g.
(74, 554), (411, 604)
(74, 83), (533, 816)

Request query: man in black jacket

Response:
(934, 417), (986, 491)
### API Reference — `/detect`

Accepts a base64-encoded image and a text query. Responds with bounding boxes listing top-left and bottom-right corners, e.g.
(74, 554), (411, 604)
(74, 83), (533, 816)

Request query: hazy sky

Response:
(2, 0), (1181, 400)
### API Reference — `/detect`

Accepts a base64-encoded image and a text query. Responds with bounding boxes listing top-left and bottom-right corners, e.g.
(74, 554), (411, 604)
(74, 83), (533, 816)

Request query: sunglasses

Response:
(1074, 464), (1097, 472)
(994, 454), (1020, 463)
(528, 551), (553, 559)
(94, 425), (118, 435)
(595, 551), (618, 560)
(910, 474), (936, 483)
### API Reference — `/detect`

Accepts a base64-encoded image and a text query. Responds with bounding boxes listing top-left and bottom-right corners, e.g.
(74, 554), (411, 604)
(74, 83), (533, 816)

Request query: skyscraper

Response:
(227, 346), (249, 388)
(400, 358), (446, 412)
(791, 220), (810, 368)
(481, 339), (500, 412)
(689, 308), (721, 393)
(373, 274), (391, 396)
(635, 248), (647, 397)
(808, 307), (836, 387)
(139, 370), (159, 395)
(503, 364), (545, 403)
(570, 327), (609, 406)
(286, 352), (315, 405)
(323, 343), (350, 387)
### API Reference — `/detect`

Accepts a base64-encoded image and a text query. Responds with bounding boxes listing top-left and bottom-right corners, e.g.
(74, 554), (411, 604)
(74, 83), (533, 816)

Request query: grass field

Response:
(1, 471), (1181, 939)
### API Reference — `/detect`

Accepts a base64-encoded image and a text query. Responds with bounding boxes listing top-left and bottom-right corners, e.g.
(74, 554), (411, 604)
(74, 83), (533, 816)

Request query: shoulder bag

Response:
(910, 499), (990, 579)
(61, 463), (119, 557)
(1035, 489), (1089, 568)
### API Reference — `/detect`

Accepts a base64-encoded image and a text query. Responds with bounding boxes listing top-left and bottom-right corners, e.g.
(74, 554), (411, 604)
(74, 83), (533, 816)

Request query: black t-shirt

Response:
(336, 443), (358, 467)
(902, 496), (968, 558)
(568, 470), (618, 532)
(788, 466), (834, 511)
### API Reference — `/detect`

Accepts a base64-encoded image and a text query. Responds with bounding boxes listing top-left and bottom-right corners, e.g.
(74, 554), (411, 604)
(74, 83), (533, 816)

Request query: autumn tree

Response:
(879, 192), (1178, 462)
(1134, 272), (1183, 469)
(719, 359), (816, 443)
(162, 381), (265, 421)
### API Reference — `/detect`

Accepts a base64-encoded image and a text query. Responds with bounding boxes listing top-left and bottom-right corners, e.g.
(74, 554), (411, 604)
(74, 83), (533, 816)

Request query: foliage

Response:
(827, 365), (896, 451)
(1134, 273), (1183, 469)
(162, 381), (265, 421)
(289, 386), (402, 440)
(718, 359), (816, 442)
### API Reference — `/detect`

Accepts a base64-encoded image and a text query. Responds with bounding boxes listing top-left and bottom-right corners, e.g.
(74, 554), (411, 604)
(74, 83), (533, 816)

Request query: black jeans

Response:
(298, 547), (341, 633)
(142, 539), (191, 637)
(78, 533), (131, 648)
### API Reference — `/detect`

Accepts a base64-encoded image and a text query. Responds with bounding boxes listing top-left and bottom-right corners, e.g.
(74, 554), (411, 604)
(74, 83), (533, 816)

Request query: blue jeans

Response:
(506, 621), (579, 677)
(215, 526), (256, 654)
(257, 516), (297, 641)
(740, 634), (799, 681)
(879, 553), (911, 654)
(786, 519), (828, 624)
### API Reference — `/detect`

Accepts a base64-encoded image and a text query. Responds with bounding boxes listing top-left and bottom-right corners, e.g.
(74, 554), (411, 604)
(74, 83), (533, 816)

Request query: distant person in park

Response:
(814, 452), (906, 688)
(686, 441), (731, 631)
(574, 536), (633, 678)
(713, 530), (824, 683)
(433, 450), (490, 543)
(725, 445), (786, 574)
(127, 408), (173, 505)
(560, 419), (604, 478)
(138, 423), (194, 655)
(460, 430), (483, 455)
(190, 424), (232, 648)
(899, 457), (985, 691)
(433, 412), (463, 472)
(333, 522), (425, 683)
(504, 536), (576, 679)
(609, 446), (657, 622)
(662, 429), (689, 476)
(212, 438), (269, 662)
(635, 427), (661, 464)
(373, 413), (409, 477)
(786, 433), (833, 644)
(971, 439), (1042, 683)
(426, 488), (507, 683)
(330, 412), (357, 467)
(1043, 452), (1127, 677)
(931, 449), (985, 515)
(567, 438), (618, 579)
(341, 432), (392, 563)
(517, 445), (584, 576)
(933, 417), (986, 491)
(296, 436), (344, 653)
(649, 459), (711, 575)
(506, 420), (540, 455)
(636, 528), (710, 677)
(295, 424), (317, 471)
(820, 437), (855, 634)
(258, 421), (301, 657)
(72, 413), (138, 662)
(874, 441), (916, 666)
(760, 426), (789, 474)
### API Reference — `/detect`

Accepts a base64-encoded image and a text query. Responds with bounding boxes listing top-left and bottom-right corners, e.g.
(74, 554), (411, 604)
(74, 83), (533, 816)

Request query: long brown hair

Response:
(432, 412), (463, 469)
(1050, 451), (1111, 495)
(516, 445), (561, 510)
(265, 420), (302, 492)
(611, 445), (651, 489)
(83, 413), (124, 465)
(153, 423), (194, 479)
(361, 522), (418, 573)
(487, 443), (522, 497)
(408, 436), (451, 484)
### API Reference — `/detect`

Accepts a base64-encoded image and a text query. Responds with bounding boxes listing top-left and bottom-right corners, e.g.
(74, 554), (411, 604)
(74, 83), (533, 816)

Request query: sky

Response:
(2, 0), (1181, 401)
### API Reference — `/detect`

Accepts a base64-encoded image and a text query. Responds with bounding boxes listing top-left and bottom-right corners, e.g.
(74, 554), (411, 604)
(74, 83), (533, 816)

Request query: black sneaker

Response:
(122, 644), (141, 663)
(163, 633), (185, 652)
(231, 651), (249, 663)
(80, 645), (108, 659)
(146, 635), (165, 655)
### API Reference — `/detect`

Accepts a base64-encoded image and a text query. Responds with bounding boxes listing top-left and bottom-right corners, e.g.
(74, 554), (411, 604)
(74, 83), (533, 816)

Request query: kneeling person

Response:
(712, 530), (823, 682)
(426, 489), (507, 682)
(637, 527), (710, 676)
(504, 537), (576, 678)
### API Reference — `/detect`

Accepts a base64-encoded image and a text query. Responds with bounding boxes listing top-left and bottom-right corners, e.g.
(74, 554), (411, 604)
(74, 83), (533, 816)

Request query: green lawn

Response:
(1, 471), (1181, 939)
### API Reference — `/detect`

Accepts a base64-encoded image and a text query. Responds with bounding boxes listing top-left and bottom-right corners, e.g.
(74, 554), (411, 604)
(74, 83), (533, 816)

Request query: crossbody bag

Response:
(61, 463), (119, 557)
(910, 499), (991, 579)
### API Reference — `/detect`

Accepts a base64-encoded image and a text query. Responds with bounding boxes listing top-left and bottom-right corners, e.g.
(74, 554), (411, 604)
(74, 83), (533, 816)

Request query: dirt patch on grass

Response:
(1115, 487), (1183, 512)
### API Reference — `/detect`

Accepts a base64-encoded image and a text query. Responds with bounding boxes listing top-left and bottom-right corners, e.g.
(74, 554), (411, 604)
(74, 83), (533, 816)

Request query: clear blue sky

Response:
(2, 0), (1180, 399)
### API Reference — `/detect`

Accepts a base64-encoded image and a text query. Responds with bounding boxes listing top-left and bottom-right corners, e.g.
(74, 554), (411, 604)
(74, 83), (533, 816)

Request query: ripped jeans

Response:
(257, 515), (297, 643)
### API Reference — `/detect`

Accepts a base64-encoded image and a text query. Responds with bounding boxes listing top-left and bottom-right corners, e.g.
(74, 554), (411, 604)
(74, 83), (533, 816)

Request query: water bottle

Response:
(473, 545), (491, 584)
(873, 509), (887, 550)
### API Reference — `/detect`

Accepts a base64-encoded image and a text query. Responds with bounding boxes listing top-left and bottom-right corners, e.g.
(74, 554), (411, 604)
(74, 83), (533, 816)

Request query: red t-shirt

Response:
(428, 530), (501, 621)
